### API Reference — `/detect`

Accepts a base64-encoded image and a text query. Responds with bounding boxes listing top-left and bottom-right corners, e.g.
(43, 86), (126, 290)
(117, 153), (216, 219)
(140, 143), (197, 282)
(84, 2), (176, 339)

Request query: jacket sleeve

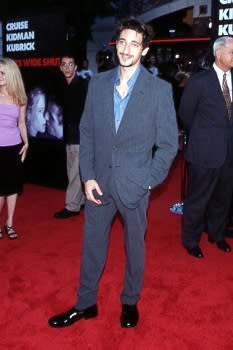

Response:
(79, 77), (96, 183)
(150, 82), (178, 189)
(179, 76), (200, 132)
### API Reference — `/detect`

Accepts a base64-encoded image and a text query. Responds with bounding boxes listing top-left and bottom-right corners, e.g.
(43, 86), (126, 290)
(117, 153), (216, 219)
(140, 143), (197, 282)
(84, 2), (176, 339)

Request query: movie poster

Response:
(3, 9), (66, 141)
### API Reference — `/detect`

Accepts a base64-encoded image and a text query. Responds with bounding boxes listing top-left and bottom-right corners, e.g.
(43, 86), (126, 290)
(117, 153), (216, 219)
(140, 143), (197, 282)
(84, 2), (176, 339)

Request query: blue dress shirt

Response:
(114, 65), (141, 133)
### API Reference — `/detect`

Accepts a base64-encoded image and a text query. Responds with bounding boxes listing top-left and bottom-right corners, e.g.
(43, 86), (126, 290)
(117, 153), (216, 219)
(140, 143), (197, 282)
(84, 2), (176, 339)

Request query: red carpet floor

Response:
(1, 155), (233, 350)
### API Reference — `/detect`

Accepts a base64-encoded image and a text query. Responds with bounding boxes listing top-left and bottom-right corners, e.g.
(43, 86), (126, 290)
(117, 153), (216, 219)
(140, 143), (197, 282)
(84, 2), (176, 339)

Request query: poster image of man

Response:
(47, 98), (63, 140)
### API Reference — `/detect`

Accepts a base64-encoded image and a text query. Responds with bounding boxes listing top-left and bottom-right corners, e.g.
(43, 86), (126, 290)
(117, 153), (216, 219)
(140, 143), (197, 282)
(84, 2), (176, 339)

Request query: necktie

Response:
(222, 73), (232, 119)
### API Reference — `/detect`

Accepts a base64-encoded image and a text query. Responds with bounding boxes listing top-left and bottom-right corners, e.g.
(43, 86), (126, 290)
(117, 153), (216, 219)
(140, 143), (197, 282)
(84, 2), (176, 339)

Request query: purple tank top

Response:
(0, 104), (21, 146)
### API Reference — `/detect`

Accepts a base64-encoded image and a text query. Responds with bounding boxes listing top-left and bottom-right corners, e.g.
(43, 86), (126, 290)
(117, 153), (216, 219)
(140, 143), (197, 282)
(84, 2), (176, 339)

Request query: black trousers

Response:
(182, 162), (233, 249)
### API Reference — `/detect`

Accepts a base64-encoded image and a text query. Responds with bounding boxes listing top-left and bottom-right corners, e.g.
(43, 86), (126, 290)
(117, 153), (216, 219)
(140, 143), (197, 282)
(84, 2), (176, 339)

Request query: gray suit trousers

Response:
(65, 144), (85, 212)
(75, 174), (149, 310)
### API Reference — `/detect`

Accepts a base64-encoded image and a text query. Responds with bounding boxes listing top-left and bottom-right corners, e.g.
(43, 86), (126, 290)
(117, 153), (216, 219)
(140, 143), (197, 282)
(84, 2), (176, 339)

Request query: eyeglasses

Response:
(117, 39), (142, 50)
(61, 62), (75, 67)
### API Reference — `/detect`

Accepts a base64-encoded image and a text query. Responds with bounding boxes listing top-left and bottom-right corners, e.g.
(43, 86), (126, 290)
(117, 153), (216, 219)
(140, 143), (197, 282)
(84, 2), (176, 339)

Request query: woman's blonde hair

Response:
(0, 57), (27, 106)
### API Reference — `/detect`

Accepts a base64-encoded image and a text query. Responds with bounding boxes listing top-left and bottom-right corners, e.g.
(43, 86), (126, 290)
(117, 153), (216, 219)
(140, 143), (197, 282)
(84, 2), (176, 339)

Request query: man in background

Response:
(147, 55), (158, 76)
(54, 54), (88, 219)
(76, 59), (93, 81)
(179, 36), (233, 258)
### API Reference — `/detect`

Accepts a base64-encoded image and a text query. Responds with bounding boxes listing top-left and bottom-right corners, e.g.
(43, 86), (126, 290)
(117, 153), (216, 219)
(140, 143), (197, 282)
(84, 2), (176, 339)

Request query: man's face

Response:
(116, 29), (149, 69)
(216, 39), (233, 72)
(47, 102), (63, 139)
(150, 56), (156, 65)
(82, 60), (88, 70)
(60, 57), (77, 80)
(30, 93), (48, 134)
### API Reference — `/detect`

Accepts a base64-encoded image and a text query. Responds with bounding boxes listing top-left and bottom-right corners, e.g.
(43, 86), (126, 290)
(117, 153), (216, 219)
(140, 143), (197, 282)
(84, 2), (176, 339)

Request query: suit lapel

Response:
(103, 68), (117, 135)
(209, 67), (224, 98)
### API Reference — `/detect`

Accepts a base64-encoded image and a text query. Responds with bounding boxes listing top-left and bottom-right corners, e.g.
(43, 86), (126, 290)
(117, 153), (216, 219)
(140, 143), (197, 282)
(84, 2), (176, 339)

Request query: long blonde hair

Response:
(0, 57), (27, 106)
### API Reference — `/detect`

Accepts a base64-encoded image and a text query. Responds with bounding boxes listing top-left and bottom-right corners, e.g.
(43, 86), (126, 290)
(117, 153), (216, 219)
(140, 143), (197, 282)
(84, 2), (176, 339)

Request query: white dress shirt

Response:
(213, 63), (232, 100)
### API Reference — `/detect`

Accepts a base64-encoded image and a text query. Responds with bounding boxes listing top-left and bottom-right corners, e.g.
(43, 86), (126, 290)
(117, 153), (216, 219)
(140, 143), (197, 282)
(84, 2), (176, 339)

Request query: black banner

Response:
(212, 0), (233, 40)
(3, 9), (66, 60)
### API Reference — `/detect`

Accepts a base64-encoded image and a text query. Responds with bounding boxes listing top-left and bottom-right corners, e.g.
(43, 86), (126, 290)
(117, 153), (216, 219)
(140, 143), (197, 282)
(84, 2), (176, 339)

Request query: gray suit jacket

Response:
(80, 65), (178, 208)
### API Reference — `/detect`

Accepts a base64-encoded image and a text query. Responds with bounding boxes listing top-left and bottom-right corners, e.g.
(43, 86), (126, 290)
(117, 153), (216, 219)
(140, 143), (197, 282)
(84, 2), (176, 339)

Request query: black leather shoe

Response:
(54, 208), (80, 219)
(208, 238), (231, 252)
(120, 304), (139, 328)
(186, 246), (204, 258)
(48, 305), (98, 328)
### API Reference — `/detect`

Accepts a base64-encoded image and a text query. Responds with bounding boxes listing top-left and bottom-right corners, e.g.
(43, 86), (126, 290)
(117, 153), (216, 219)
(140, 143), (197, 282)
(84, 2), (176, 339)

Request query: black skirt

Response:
(0, 143), (23, 196)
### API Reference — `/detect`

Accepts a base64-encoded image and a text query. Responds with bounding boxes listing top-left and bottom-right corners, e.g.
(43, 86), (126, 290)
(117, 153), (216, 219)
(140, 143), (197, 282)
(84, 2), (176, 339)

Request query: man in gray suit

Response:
(49, 17), (178, 329)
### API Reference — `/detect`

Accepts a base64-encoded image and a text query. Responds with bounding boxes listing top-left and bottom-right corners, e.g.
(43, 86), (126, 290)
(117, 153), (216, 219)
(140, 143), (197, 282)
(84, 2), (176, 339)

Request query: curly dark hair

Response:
(116, 16), (153, 49)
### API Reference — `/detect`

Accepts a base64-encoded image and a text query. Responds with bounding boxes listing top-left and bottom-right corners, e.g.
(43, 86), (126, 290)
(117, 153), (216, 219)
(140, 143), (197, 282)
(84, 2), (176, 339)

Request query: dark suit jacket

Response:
(179, 67), (233, 168)
(79, 66), (178, 208)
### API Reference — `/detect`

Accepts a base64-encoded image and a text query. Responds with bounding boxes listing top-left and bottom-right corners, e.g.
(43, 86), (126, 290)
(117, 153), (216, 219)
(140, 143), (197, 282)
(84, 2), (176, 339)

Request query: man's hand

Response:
(85, 179), (103, 205)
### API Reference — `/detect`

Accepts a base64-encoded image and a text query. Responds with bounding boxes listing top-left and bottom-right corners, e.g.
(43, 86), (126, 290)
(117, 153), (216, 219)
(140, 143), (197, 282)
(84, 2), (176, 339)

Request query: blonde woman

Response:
(0, 58), (28, 239)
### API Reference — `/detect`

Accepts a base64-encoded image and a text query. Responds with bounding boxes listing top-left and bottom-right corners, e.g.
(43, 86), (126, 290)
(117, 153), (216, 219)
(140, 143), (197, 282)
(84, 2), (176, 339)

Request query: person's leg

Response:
(75, 196), (117, 310)
(6, 193), (17, 226)
(207, 164), (233, 242)
(5, 193), (18, 238)
(65, 144), (84, 212)
(0, 196), (6, 237)
(0, 196), (5, 215)
(182, 163), (219, 249)
(117, 193), (149, 305)
(48, 175), (118, 327)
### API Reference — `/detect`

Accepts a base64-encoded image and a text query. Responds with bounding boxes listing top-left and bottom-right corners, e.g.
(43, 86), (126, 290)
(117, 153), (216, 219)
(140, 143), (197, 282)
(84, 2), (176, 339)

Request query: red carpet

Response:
(2, 155), (233, 350)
